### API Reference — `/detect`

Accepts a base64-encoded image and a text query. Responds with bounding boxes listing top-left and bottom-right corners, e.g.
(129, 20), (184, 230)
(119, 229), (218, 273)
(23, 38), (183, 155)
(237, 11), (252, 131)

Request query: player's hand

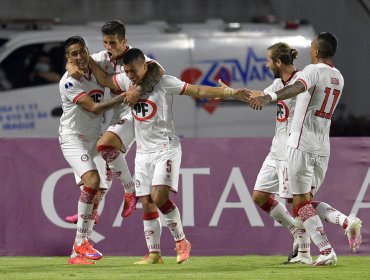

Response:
(232, 88), (252, 103)
(123, 84), (140, 107)
(249, 94), (271, 110)
(66, 61), (83, 80)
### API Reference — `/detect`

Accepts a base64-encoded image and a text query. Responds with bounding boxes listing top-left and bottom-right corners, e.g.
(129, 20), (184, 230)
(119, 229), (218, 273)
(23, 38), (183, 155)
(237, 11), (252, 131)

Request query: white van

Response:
(0, 19), (315, 138)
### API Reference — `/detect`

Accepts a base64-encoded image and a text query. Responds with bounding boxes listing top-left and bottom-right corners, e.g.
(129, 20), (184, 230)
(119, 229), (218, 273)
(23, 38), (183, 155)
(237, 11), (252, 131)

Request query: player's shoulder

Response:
(60, 73), (82, 92)
(91, 50), (110, 62)
(160, 75), (182, 85)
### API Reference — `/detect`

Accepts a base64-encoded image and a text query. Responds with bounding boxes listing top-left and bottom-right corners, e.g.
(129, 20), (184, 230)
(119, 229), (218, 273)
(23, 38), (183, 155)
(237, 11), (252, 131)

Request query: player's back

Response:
(288, 63), (344, 156)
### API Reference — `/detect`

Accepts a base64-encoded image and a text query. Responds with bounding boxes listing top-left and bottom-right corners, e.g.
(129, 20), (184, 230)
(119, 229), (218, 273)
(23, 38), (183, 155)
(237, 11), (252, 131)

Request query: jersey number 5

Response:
(315, 87), (340, 119)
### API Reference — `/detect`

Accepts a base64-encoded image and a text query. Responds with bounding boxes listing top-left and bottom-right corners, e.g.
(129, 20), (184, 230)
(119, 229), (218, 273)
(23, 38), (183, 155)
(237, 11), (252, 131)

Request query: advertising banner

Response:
(0, 138), (369, 256)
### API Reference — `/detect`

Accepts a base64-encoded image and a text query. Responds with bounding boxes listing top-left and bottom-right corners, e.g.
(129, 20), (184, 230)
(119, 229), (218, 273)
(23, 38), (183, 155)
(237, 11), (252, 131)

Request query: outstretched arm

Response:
(249, 81), (305, 110)
(184, 82), (250, 103)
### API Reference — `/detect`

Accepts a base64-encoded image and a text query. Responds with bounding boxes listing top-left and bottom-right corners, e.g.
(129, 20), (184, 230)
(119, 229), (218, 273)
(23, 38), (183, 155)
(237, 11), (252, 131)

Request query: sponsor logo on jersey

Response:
(133, 99), (157, 121)
(276, 101), (289, 122)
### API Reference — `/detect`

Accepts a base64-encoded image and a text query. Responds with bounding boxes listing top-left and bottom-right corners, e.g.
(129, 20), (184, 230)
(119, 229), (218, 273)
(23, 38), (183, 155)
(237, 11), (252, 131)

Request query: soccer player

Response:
(250, 32), (362, 265)
(59, 36), (131, 265)
(247, 42), (310, 263)
(65, 20), (164, 223)
(90, 48), (249, 264)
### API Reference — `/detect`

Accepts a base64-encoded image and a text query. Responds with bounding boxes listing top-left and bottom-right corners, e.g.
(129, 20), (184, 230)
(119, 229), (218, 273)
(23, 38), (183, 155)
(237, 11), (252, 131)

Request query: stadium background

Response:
(0, 0), (369, 258)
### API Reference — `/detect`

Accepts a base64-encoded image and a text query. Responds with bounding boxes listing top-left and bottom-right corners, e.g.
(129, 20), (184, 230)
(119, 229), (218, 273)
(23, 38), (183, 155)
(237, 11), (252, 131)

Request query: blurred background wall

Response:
(0, 0), (369, 120)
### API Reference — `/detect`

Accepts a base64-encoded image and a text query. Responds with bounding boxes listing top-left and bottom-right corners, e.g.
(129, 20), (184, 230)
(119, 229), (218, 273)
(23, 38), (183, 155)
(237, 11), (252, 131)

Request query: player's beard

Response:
(272, 68), (280, 79)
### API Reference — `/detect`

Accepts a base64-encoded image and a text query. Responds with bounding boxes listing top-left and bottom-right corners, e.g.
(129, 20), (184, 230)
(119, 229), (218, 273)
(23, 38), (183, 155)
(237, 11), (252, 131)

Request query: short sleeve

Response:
(299, 64), (319, 91)
(61, 79), (86, 103)
(161, 75), (188, 95)
(264, 79), (280, 92)
(113, 73), (130, 92)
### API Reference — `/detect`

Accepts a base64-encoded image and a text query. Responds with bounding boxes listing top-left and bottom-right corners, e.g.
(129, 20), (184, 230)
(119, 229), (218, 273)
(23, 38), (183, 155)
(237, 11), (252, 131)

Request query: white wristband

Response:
(265, 91), (277, 102)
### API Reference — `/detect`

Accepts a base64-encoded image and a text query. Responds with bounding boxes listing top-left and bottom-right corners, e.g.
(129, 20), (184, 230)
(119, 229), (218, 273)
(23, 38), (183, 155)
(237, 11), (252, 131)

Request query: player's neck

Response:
(317, 58), (333, 66)
(280, 65), (297, 83)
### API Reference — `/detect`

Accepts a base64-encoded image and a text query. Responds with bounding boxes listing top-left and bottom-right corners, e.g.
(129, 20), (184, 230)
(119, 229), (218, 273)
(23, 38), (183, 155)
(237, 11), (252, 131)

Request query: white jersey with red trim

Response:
(116, 74), (187, 152)
(266, 71), (303, 160)
(59, 70), (105, 140)
(91, 47), (156, 122)
(287, 63), (344, 156)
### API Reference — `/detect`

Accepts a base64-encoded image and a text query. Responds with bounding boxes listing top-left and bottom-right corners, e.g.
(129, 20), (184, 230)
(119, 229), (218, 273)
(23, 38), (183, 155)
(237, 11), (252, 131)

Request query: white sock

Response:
(75, 187), (96, 245)
(163, 206), (186, 242)
(269, 202), (296, 235)
(313, 201), (348, 228)
(143, 217), (162, 253)
(295, 217), (311, 256)
(109, 155), (135, 194)
(298, 203), (332, 253)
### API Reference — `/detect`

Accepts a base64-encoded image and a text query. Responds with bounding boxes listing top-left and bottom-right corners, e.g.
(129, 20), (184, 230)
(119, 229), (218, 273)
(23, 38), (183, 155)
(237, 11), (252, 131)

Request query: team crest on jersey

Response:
(276, 101), (289, 122)
(81, 154), (89, 162)
(64, 82), (73, 89)
(133, 99), (158, 121)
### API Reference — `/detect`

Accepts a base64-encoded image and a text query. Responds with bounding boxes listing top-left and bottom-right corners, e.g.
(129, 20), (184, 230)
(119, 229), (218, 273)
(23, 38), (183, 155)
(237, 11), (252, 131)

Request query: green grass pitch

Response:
(1, 256), (369, 280)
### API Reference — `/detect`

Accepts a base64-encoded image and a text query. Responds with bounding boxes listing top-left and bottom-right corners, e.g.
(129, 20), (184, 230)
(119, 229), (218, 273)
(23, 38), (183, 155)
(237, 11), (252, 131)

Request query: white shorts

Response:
(134, 148), (182, 197)
(254, 153), (291, 199)
(107, 114), (135, 151)
(287, 146), (329, 196)
(60, 136), (111, 190)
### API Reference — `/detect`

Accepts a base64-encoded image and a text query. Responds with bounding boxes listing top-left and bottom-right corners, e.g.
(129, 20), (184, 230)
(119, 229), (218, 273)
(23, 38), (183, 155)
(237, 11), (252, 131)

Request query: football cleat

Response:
(312, 249), (337, 266)
(134, 252), (164, 264)
(284, 254), (313, 265)
(175, 239), (191, 264)
(121, 193), (139, 218)
(74, 240), (103, 260)
(68, 254), (96, 265)
(345, 216), (362, 253)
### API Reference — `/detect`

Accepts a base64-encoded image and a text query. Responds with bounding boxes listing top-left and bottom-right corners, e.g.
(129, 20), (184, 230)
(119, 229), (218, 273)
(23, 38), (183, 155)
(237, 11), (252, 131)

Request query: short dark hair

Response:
(64, 36), (86, 53)
(268, 42), (298, 65)
(101, 20), (126, 38)
(317, 32), (338, 58)
(123, 48), (145, 65)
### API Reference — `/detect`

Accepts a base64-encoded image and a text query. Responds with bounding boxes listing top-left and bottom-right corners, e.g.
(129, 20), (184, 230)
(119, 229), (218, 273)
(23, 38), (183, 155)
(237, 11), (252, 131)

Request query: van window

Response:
(0, 42), (65, 91)
(0, 38), (7, 47)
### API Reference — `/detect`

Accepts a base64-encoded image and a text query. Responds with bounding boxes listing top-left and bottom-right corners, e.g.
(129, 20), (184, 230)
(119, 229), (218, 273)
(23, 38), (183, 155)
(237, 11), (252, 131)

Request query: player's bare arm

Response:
(250, 81), (305, 110)
(77, 92), (125, 115)
(184, 84), (250, 103)
(124, 62), (164, 107)
(89, 57), (119, 90)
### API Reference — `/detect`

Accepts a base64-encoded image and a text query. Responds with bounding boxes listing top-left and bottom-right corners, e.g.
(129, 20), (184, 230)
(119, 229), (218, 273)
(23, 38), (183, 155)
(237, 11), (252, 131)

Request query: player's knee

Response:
(82, 171), (100, 189)
(97, 144), (120, 163)
(97, 132), (122, 151)
(252, 190), (268, 206)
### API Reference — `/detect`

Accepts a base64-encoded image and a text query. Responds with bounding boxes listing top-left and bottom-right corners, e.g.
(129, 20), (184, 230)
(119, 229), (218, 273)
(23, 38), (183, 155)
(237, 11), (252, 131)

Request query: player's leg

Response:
(134, 153), (163, 265)
(151, 148), (191, 264)
(97, 117), (137, 217)
(309, 156), (363, 253)
(253, 156), (298, 261)
(288, 147), (336, 266)
(65, 149), (112, 224)
(61, 139), (103, 264)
